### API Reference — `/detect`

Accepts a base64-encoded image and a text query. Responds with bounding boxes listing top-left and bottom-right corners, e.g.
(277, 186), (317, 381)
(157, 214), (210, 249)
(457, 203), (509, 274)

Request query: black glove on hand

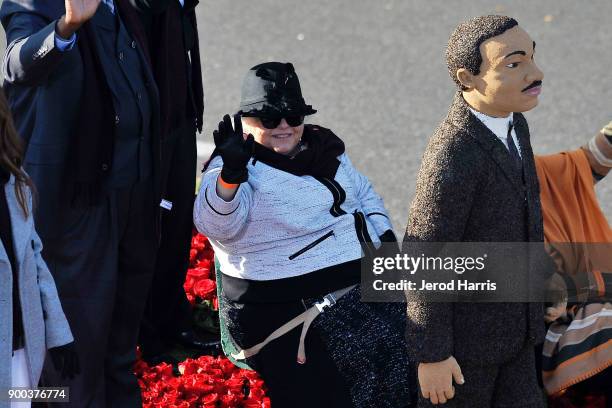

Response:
(213, 113), (254, 184)
(379, 229), (400, 253)
(49, 342), (80, 380)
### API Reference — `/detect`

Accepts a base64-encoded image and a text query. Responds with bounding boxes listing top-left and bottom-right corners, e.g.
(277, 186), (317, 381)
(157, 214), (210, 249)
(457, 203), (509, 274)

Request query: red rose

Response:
(191, 236), (205, 251)
(153, 362), (174, 380)
(248, 379), (265, 389)
(200, 249), (215, 263)
(223, 378), (244, 393)
(189, 249), (198, 263)
(218, 359), (237, 375)
(178, 359), (199, 376)
(183, 394), (199, 405)
(201, 392), (219, 404)
(187, 266), (210, 279)
(243, 399), (267, 408)
(193, 279), (216, 300)
(183, 276), (195, 292)
(241, 371), (261, 380)
(206, 368), (224, 379)
(195, 258), (212, 270)
(220, 394), (241, 407)
(249, 387), (266, 399)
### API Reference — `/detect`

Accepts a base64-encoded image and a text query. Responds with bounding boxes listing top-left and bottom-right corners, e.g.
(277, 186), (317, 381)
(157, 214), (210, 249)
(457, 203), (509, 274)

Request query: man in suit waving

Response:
(404, 15), (553, 407)
(1, 0), (164, 405)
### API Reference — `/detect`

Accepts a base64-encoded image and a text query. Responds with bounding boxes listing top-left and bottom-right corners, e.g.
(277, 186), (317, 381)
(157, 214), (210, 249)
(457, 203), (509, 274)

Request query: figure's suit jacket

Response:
(403, 91), (554, 366)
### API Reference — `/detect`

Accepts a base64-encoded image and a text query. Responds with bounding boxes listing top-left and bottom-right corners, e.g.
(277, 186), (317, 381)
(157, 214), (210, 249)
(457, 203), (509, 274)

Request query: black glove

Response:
(49, 342), (80, 380)
(379, 229), (400, 253)
(213, 113), (255, 184)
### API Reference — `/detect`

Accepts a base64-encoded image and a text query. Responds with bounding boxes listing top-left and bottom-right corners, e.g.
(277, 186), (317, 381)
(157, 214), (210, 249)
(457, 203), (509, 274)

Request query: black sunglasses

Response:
(256, 115), (305, 129)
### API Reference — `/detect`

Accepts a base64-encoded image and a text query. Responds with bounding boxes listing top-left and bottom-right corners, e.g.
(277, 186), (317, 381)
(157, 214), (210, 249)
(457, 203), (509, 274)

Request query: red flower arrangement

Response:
(135, 352), (270, 408)
(185, 232), (219, 309)
(135, 231), (271, 407)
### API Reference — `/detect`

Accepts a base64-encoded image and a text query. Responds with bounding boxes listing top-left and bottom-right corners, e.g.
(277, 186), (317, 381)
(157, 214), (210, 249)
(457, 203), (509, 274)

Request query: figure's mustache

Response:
(522, 80), (542, 92)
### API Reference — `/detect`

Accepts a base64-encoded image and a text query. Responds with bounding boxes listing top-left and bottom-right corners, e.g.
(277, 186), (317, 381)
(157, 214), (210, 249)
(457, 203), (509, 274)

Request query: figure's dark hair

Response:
(446, 15), (519, 89)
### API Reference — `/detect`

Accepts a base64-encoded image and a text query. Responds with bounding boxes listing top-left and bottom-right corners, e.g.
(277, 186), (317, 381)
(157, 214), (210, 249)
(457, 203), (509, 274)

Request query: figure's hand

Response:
(545, 301), (568, 323)
(418, 356), (464, 405)
(544, 272), (568, 323)
(56, 0), (101, 39)
(213, 113), (254, 184)
(49, 342), (81, 380)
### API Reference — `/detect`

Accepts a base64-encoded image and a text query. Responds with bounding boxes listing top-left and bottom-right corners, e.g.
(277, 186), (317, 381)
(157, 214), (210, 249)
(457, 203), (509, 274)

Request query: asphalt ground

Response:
(2, 0), (611, 235)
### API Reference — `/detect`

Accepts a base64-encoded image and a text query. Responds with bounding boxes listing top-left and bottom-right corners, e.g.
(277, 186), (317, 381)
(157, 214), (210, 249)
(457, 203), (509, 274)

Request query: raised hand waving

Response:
(213, 113), (254, 184)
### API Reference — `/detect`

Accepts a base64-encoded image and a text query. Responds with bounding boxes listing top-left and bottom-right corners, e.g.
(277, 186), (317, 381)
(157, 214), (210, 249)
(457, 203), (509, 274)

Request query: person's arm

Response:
(403, 133), (478, 403)
(193, 162), (255, 242)
(581, 121), (612, 183)
(340, 153), (394, 238)
(2, 0), (100, 86)
(193, 114), (255, 241)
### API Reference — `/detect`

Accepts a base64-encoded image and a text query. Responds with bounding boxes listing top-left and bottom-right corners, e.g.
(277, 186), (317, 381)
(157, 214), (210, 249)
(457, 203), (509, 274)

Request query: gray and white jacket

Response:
(194, 153), (393, 281)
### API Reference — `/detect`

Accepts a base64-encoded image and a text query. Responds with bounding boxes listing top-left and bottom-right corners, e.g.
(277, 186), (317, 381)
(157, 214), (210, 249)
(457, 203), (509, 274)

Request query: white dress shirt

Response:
(469, 107), (522, 158)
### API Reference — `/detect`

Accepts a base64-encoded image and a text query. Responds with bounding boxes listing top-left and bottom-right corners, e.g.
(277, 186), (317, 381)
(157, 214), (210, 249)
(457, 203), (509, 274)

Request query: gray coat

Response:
(403, 92), (552, 366)
(0, 175), (73, 407)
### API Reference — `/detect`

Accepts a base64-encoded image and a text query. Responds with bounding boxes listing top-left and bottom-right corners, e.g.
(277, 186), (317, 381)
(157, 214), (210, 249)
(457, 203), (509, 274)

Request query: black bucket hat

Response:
(238, 62), (317, 118)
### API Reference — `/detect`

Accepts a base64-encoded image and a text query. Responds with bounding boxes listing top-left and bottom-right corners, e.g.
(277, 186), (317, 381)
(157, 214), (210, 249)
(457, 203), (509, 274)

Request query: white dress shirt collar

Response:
(469, 107), (522, 158)
(469, 108), (512, 140)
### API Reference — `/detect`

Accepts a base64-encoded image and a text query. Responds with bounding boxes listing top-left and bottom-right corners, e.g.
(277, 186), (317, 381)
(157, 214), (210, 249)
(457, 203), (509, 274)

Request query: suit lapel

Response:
(448, 92), (525, 193)
(5, 175), (30, 272)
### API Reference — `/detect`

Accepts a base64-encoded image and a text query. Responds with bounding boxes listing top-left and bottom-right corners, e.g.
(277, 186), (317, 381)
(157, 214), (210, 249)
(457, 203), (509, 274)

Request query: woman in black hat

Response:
(194, 62), (413, 408)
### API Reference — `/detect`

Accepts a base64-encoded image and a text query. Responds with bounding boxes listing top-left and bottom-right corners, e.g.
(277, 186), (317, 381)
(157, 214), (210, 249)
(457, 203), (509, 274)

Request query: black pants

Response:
(222, 295), (354, 408)
(40, 178), (158, 407)
(139, 124), (196, 356)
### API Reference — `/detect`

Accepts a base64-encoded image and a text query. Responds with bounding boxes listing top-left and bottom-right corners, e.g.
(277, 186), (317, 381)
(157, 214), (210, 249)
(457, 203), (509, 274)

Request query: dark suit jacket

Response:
(403, 91), (551, 366)
(0, 1), (161, 240)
